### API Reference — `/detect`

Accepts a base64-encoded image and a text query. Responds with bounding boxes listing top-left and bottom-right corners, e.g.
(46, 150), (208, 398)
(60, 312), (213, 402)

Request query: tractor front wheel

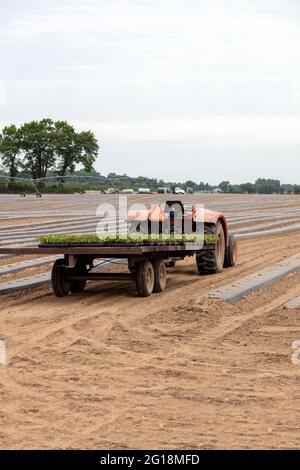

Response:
(224, 235), (238, 268)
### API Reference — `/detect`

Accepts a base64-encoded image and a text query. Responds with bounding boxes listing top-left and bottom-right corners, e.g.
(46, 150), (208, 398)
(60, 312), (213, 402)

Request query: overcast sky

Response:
(0, 0), (300, 184)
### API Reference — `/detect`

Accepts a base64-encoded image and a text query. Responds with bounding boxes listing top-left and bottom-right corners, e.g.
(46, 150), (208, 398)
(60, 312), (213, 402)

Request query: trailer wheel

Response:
(224, 235), (237, 268)
(196, 221), (225, 275)
(51, 259), (71, 297)
(128, 258), (137, 274)
(136, 260), (154, 297)
(153, 259), (167, 293)
(70, 263), (88, 293)
(70, 280), (86, 294)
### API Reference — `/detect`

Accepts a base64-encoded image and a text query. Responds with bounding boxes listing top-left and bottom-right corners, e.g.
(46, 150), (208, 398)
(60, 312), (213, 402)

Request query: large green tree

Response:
(19, 119), (57, 183)
(15, 119), (99, 185)
(54, 121), (99, 180)
(0, 124), (21, 179)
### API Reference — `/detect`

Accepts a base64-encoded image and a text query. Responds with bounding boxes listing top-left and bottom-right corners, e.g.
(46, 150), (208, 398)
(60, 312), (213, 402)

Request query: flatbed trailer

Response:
(0, 242), (219, 297)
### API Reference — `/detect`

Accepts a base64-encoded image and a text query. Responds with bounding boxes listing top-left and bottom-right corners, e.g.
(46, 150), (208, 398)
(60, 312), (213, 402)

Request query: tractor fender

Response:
(203, 210), (229, 245)
(127, 205), (166, 222)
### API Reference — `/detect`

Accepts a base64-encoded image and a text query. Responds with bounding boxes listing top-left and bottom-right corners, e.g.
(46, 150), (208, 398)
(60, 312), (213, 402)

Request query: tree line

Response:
(0, 119), (99, 185)
(218, 179), (300, 194)
(1, 122), (299, 194)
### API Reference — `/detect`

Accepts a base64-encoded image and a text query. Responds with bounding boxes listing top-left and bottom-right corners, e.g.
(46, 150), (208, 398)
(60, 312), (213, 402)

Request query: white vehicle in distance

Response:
(138, 188), (151, 194)
(174, 187), (185, 195)
(121, 188), (135, 194)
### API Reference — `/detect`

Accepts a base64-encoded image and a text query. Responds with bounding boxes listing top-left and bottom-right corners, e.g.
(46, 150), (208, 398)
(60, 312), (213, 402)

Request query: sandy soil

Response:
(1, 230), (300, 449)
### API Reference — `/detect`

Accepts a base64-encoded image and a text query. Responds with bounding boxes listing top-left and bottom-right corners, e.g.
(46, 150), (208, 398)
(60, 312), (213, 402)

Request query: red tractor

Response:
(127, 200), (237, 274)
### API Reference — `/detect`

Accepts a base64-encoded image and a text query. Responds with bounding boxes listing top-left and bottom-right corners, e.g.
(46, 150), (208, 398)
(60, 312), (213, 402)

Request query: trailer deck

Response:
(0, 242), (212, 297)
(0, 242), (207, 257)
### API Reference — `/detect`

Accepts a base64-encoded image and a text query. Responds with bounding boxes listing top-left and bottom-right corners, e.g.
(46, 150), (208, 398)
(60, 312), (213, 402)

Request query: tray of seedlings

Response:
(38, 233), (217, 249)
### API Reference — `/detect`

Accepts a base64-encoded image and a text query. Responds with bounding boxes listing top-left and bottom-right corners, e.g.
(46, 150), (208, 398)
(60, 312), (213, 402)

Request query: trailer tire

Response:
(70, 263), (88, 293)
(128, 258), (137, 274)
(153, 259), (167, 293)
(224, 235), (237, 268)
(51, 259), (71, 297)
(70, 280), (86, 294)
(196, 221), (225, 275)
(136, 260), (154, 297)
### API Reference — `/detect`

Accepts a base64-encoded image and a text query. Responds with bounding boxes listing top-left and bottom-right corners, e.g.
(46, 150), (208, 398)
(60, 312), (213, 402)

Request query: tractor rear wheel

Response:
(153, 259), (167, 293)
(224, 235), (237, 268)
(51, 259), (71, 297)
(136, 260), (154, 297)
(196, 221), (225, 275)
